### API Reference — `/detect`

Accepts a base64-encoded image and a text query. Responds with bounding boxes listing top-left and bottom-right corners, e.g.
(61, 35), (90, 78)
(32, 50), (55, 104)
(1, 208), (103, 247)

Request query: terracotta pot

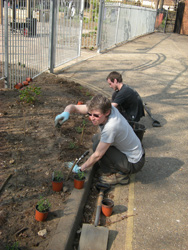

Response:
(77, 101), (84, 105)
(14, 83), (23, 89)
(74, 176), (85, 189)
(35, 205), (49, 221)
(23, 81), (29, 86)
(102, 198), (114, 217)
(26, 77), (32, 82)
(52, 180), (63, 192)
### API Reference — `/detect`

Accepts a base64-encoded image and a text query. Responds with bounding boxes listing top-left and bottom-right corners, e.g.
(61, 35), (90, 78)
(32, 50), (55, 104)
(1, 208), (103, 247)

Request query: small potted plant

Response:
(35, 196), (51, 221)
(74, 171), (86, 189)
(52, 170), (64, 192)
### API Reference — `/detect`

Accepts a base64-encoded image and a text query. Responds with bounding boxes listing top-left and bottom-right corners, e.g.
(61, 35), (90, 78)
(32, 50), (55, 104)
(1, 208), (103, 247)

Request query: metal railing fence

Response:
(1, 0), (160, 89)
(3, 0), (51, 88)
(154, 8), (168, 33)
(2, 0), (83, 89)
(82, 0), (99, 49)
(98, 2), (156, 52)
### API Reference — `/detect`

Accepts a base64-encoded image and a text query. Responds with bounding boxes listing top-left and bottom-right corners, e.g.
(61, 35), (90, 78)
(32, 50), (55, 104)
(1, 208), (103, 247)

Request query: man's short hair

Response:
(86, 94), (111, 114)
(106, 71), (123, 83)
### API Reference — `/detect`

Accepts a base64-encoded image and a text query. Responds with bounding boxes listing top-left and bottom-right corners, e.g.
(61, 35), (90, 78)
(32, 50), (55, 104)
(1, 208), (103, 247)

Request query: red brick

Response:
(180, 0), (188, 35)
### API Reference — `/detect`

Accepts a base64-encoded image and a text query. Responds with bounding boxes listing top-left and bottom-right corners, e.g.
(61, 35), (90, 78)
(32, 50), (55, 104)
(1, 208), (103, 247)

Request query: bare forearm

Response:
(64, 104), (77, 113)
(80, 152), (101, 171)
(64, 104), (88, 115)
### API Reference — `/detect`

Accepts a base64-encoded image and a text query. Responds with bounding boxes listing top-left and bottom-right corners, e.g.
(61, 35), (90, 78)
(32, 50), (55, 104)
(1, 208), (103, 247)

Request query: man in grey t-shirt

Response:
(55, 94), (145, 185)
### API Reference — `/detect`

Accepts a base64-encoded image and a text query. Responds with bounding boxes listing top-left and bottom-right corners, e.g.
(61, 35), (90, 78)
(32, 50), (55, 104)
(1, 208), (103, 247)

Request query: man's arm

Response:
(64, 104), (88, 115)
(55, 104), (88, 126)
(80, 141), (111, 171)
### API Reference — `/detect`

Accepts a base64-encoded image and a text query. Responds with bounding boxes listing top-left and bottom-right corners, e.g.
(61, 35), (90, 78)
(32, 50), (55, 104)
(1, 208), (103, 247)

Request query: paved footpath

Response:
(55, 32), (188, 250)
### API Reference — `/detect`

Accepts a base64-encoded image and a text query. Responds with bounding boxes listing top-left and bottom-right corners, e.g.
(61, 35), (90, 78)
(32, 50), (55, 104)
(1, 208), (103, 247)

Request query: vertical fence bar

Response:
(97, 0), (105, 53)
(49, 0), (57, 73)
(4, 0), (8, 88)
(78, 0), (84, 56)
(0, 0), (4, 82)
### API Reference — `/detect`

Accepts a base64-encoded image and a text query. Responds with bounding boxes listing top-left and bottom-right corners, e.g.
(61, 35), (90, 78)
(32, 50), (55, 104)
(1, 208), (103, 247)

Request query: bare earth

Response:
(0, 72), (98, 249)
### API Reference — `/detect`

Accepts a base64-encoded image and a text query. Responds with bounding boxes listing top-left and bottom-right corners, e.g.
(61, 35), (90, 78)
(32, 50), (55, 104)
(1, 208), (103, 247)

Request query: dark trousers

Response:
(92, 134), (145, 175)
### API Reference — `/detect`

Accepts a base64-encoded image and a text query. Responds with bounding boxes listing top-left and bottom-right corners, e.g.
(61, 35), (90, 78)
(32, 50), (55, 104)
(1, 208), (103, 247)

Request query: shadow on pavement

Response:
(135, 157), (184, 184)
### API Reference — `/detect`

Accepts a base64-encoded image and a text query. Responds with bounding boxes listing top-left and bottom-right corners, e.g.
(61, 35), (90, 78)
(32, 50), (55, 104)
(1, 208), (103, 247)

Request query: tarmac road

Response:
(55, 32), (188, 250)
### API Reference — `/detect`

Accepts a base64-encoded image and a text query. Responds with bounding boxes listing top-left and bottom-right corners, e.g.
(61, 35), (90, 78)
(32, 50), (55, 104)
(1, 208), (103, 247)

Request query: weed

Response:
(19, 86), (41, 104)
(6, 241), (19, 250)
(37, 197), (51, 212)
(75, 126), (82, 134)
(82, 120), (87, 126)
(69, 141), (78, 149)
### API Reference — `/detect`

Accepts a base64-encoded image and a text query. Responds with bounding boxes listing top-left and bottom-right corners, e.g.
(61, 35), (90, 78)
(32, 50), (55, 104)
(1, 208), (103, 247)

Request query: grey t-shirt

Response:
(99, 106), (143, 163)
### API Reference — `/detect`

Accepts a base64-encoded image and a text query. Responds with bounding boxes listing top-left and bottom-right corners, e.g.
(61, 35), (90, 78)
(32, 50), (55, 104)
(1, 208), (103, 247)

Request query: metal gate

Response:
(51, 0), (84, 69)
(1, 0), (84, 89)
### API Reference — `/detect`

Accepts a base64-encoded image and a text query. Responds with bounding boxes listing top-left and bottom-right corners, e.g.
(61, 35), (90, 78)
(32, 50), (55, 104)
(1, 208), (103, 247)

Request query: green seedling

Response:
(19, 86), (41, 104)
(77, 171), (85, 180)
(6, 241), (19, 250)
(69, 142), (77, 149)
(37, 197), (51, 212)
(82, 119), (86, 126)
(75, 126), (82, 134)
(85, 91), (91, 96)
(53, 170), (63, 182)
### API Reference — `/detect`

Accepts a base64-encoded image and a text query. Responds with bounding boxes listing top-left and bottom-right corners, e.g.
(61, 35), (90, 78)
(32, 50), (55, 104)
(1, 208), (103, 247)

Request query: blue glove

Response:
(73, 164), (82, 173)
(55, 111), (70, 127)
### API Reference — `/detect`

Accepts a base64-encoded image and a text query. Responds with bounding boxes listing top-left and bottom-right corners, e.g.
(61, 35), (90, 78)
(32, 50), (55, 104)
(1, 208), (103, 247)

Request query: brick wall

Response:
(180, 0), (188, 35)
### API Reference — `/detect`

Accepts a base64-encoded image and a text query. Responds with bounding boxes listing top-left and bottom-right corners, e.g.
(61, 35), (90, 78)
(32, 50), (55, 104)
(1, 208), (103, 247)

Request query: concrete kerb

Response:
(47, 164), (97, 250)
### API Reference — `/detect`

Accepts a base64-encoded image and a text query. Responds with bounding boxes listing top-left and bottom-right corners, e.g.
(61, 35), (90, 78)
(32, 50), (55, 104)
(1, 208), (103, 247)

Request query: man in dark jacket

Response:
(106, 71), (145, 122)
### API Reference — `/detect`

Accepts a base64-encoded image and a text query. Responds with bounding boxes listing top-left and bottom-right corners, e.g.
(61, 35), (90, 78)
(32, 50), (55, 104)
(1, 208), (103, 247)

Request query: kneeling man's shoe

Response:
(99, 173), (130, 185)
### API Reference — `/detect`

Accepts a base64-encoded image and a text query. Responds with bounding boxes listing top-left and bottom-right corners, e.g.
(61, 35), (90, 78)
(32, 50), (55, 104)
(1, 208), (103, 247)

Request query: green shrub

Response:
(19, 86), (41, 104)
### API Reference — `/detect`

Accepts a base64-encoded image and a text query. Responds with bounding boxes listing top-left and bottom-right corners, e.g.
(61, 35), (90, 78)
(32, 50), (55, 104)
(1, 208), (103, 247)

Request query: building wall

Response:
(180, 0), (188, 34)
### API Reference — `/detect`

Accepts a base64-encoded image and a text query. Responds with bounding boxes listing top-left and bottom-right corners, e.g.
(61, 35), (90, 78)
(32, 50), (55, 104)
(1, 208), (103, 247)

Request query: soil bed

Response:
(0, 72), (98, 249)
